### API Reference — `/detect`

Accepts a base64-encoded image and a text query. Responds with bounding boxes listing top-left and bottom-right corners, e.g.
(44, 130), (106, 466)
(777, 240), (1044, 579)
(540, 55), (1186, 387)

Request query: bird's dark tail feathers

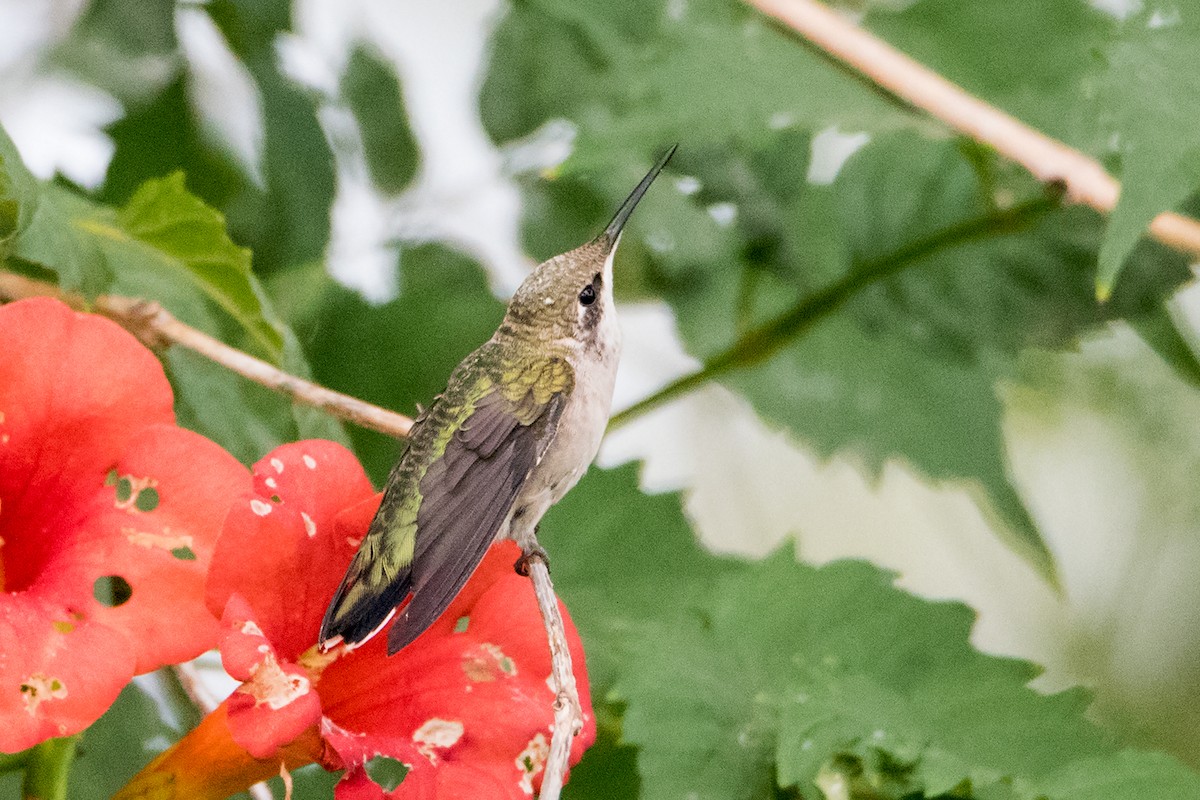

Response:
(318, 566), (410, 653)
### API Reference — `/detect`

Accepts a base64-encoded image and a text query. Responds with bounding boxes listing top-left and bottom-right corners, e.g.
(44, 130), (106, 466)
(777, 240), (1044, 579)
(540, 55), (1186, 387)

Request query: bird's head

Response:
(502, 145), (677, 350)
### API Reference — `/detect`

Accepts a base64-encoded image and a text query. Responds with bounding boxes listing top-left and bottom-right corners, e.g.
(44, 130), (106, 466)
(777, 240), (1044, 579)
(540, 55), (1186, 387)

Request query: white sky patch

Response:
(706, 202), (737, 226)
(1089, 0), (1141, 20)
(284, 0), (529, 302)
(0, 0), (120, 188)
(178, 7), (265, 186)
(768, 110), (796, 130)
(1147, 7), (1180, 27)
(807, 126), (870, 186)
(674, 175), (701, 195)
(499, 118), (575, 177)
(324, 146), (401, 303)
(0, 76), (120, 188)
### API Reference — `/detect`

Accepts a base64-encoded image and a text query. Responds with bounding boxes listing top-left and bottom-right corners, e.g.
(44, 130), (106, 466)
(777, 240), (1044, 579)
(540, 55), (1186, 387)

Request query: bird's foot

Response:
(514, 544), (549, 576)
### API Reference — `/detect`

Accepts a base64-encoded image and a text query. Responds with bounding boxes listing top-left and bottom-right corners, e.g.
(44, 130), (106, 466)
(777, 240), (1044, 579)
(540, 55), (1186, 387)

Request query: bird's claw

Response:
(514, 545), (549, 576)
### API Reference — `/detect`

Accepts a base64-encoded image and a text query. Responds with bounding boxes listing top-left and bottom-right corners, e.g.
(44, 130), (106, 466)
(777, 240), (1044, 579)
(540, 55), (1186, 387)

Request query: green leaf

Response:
(20, 736), (79, 800)
(296, 244), (507, 483)
(560, 723), (641, 800)
(618, 131), (1188, 574)
(117, 171), (283, 358)
(50, 0), (179, 106)
(100, 76), (248, 219)
(101, 0), (336, 278)
(1091, 13), (1200, 298)
(1128, 302), (1200, 390)
(165, 348), (296, 465)
(0, 126), (113, 295)
(206, 0), (336, 275)
(481, 0), (916, 168)
(619, 551), (1115, 800)
(1038, 750), (1200, 800)
(541, 463), (744, 696)
(0, 158), (18, 250)
(342, 44), (420, 194)
(864, 0), (1112, 147)
(862, 0), (1200, 300)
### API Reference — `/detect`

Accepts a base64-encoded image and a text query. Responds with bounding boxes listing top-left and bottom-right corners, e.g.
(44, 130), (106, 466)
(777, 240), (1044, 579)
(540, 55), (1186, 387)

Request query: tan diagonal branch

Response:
(746, 0), (1200, 265)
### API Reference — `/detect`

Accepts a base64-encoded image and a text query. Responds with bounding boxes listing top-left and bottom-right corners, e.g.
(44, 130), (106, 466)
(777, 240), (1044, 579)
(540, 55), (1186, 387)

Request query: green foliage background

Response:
(4, 0), (1200, 798)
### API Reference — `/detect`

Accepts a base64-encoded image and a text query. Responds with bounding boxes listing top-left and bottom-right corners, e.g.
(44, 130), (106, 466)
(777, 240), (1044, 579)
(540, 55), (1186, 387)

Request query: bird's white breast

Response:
(504, 315), (621, 548)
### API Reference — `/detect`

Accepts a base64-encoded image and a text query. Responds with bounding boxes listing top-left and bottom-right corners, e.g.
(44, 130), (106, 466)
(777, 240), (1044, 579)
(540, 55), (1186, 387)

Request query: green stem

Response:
(22, 736), (79, 800)
(0, 751), (28, 774)
(609, 192), (1059, 429)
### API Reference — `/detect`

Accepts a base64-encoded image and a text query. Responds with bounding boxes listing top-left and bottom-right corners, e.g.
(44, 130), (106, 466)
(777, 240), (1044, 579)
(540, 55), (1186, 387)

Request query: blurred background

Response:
(4, 0), (1200, 796)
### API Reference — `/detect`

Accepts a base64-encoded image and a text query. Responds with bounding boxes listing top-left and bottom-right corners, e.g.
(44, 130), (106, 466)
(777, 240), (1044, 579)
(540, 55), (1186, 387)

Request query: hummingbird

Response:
(319, 146), (677, 655)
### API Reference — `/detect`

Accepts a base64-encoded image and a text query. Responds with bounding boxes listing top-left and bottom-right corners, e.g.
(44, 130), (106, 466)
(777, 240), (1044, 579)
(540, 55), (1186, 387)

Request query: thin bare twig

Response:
(744, 0), (1200, 270)
(526, 557), (584, 800)
(0, 272), (581, 795)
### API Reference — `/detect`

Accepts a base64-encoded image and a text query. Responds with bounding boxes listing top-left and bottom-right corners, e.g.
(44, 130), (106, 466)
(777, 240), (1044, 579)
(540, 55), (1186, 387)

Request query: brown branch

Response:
(745, 0), (1200, 269)
(0, 272), (414, 438)
(0, 272), (582, 794)
(525, 556), (584, 800)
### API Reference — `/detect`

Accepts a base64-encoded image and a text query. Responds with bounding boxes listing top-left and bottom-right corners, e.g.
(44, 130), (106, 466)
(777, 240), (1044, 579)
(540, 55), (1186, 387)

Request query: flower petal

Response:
(220, 594), (322, 759)
(317, 542), (597, 797)
(139, 440), (597, 796)
(0, 594), (136, 751)
(206, 441), (375, 661)
(0, 298), (247, 750)
(37, 424), (242, 671)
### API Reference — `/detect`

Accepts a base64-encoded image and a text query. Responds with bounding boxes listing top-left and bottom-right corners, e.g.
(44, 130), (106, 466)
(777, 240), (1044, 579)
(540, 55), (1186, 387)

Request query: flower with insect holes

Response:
(0, 297), (247, 752)
(117, 440), (595, 799)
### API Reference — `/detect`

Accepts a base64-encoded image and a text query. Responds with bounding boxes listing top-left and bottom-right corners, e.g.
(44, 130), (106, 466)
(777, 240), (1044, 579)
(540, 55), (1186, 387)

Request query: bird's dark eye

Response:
(578, 284), (597, 306)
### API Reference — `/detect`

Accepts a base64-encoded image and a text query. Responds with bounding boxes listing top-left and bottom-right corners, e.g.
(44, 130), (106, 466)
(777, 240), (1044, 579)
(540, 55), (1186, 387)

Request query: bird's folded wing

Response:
(388, 383), (565, 653)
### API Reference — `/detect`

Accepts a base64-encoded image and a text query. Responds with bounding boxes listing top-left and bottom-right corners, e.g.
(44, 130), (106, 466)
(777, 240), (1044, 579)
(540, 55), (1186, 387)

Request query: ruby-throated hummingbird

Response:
(319, 146), (676, 655)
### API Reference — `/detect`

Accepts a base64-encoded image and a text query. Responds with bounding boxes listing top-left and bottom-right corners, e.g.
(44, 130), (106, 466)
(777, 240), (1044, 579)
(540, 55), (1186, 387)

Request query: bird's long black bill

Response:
(602, 144), (678, 246)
